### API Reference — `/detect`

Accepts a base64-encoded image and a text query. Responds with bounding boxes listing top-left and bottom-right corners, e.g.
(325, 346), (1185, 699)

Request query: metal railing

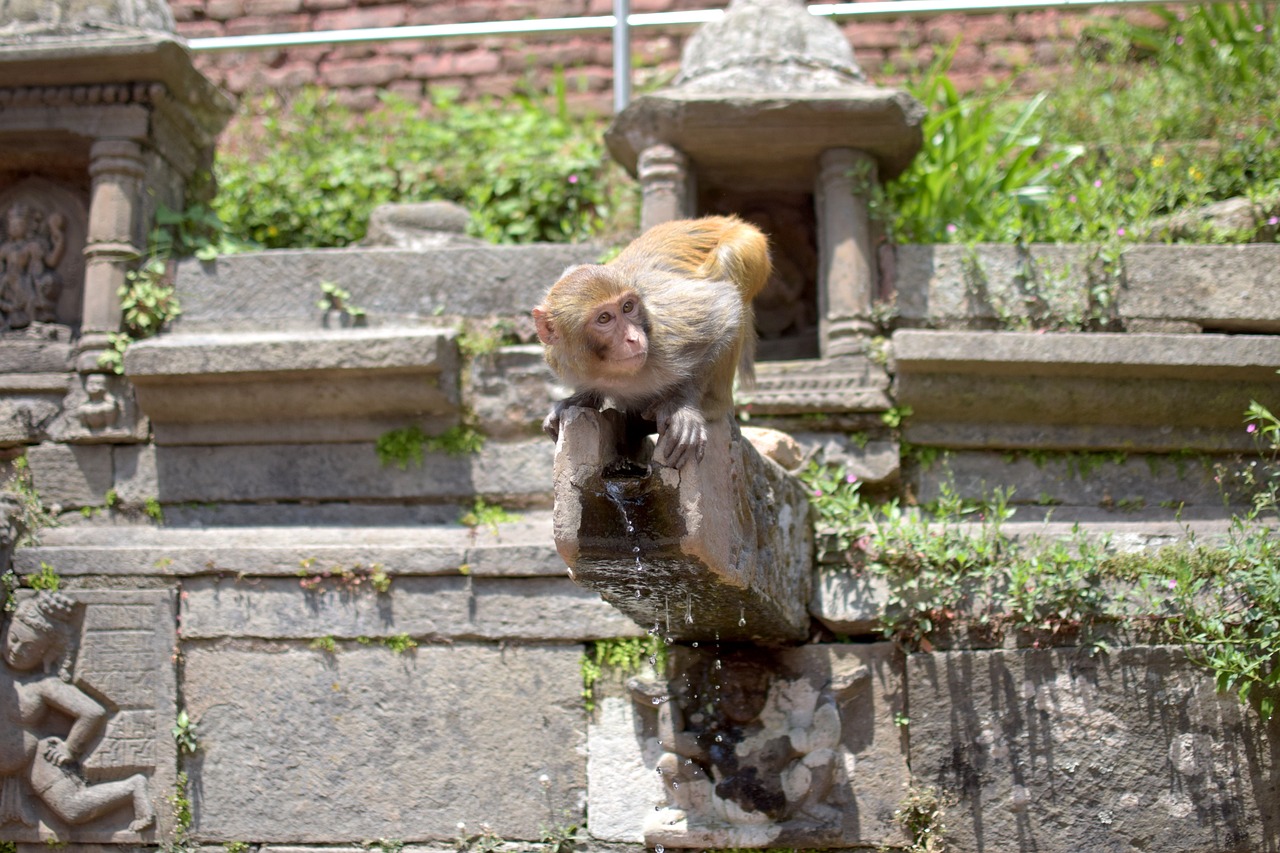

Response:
(187, 0), (1204, 112)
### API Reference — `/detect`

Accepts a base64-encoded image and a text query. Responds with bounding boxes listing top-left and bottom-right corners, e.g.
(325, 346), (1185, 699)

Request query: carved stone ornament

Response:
(0, 589), (177, 843)
(0, 179), (87, 334)
(47, 371), (148, 444)
(627, 645), (893, 849)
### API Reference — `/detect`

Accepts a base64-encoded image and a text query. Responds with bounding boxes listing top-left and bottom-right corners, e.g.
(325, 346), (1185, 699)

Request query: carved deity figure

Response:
(0, 202), (66, 331)
(77, 374), (121, 431)
(0, 592), (155, 832)
(631, 654), (844, 832)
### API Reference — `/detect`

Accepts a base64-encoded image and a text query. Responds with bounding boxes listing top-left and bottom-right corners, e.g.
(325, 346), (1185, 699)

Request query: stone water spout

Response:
(550, 407), (813, 644)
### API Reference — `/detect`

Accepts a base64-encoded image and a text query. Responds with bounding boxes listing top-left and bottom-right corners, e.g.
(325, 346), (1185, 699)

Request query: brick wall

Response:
(170, 0), (1120, 112)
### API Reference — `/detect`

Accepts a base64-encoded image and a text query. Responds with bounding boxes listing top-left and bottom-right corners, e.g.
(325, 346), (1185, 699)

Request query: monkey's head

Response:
(533, 265), (649, 382)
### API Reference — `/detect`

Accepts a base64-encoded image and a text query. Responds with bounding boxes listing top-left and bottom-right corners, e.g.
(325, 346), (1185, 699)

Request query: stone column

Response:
(79, 138), (146, 371)
(814, 147), (877, 357)
(637, 143), (695, 231)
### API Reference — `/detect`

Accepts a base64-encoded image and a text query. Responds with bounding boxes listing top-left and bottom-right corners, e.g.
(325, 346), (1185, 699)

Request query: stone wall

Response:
(5, 237), (1278, 852)
(169, 0), (1118, 110)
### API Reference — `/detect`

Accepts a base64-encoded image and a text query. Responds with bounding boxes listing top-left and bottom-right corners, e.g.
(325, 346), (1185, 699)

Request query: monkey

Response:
(532, 215), (771, 469)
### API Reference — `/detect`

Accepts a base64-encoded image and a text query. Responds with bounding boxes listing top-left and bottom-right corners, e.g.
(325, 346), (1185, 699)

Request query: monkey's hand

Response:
(650, 402), (706, 469)
(542, 392), (602, 442)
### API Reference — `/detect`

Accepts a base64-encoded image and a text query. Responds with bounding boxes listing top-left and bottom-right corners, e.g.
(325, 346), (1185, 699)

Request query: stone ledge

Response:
(170, 244), (597, 331)
(894, 330), (1280, 451)
(13, 510), (567, 578)
(892, 243), (1280, 332)
(125, 327), (460, 445)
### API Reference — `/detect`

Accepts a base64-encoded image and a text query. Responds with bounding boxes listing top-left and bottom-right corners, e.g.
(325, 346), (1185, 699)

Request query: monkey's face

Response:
(586, 291), (648, 376)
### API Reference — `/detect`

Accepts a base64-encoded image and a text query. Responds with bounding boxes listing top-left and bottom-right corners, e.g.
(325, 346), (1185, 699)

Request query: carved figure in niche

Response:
(77, 374), (121, 431)
(630, 653), (847, 832)
(742, 208), (816, 343)
(0, 592), (155, 832)
(0, 202), (66, 331)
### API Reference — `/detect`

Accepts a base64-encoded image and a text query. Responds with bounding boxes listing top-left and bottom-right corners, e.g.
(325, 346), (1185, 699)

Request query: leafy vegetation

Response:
(215, 79), (626, 249)
(803, 396), (1280, 720)
(580, 636), (668, 713)
(882, 3), (1280, 246)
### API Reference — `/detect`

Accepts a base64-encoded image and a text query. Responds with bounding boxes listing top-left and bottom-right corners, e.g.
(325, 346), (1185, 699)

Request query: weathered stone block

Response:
(908, 646), (1279, 853)
(552, 407), (813, 644)
(13, 511), (570, 579)
(468, 345), (559, 439)
(170, 245), (598, 332)
(25, 441), (113, 508)
(183, 643), (586, 842)
(894, 330), (1280, 452)
(179, 575), (639, 641)
(809, 569), (889, 636)
(126, 327), (460, 445)
(1120, 244), (1280, 333)
(142, 438), (553, 505)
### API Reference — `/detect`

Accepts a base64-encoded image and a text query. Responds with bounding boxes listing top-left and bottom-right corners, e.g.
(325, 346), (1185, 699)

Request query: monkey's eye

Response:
(621, 300), (635, 314)
(596, 311), (613, 325)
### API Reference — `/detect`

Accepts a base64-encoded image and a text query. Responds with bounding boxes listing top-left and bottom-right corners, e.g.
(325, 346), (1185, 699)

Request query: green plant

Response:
(459, 498), (518, 536)
(172, 709), (199, 755)
(376, 425), (428, 469)
(97, 200), (232, 374)
(144, 497), (165, 522)
(5, 455), (56, 547)
(539, 820), (580, 853)
(309, 636), (337, 654)
(580, 636), (667, 713)
(26, 562), (60, 592)
(884, 45), (1069, 244)
(454, 822), (504, 853)
(317, 281), (367, 322)
(296, 561), (391, 593)
(224, 843), (251, 853)
(362, 840), (404, 853)
(382, 632), (418, 654)
(215, 79), (628, 250)
(894, 783), (949, 853)
(165, 772), (193, 853)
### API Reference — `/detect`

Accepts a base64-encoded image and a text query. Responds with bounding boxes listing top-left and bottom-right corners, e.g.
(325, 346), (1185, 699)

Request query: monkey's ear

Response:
(532, 306), (557, 345)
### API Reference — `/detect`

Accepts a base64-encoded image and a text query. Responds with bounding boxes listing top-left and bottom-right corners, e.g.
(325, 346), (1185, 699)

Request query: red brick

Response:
(386, 79), (425, 100)
(175, 20), (225, 39)
(226, 14), (307, 35)
(204, 0), (244, 20)
(452, 49), (502, 75)
(1012, 10), (1063, 41)
(410, 52), (452, 78)
(948, 42), (984, 72)
(168, 0), (204, 23)
(243, 0), (300, 15)
(320, 56), (409, 87)
(988, 41), (1032, 69)
(959, 13), (1014, 45)
(262, 62), (318, 88)
(332, 86), (382, 110)
(302, 0), (348, 9)
(847, 20), (915, 52)
(314, 5), (406, 31)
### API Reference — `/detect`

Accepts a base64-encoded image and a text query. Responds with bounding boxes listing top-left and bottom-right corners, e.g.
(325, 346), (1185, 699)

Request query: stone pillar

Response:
(815, 147), (877, 357)
(79, 138), (146, 371)
(637, 143), (695, 231)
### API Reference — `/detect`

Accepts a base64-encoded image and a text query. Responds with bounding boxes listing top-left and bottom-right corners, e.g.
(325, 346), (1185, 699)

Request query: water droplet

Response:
(656, 845), (665, 853)
(664, 636), (673, 645)
(652, 697), (662, 705)
(738, 615), (746, 627)
(633, 546), (640, 554)
(648, 655), (656, 666)
(714, 734), (723, 743)
(691, 642), (699, 648)
(671, 782), (679, 790)
(714, 659), (723, 670)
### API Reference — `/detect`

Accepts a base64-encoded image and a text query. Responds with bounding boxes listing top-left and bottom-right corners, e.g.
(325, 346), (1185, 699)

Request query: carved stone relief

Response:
(48, 371), (149, 444)
(0, 178), (87, 334)
(622, 644), (909, 849)
(0, 589), (176, 843)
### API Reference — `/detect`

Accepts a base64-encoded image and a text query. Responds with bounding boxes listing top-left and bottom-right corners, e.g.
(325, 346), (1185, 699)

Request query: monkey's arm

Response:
(645, 386), (707, 470)
(542, 389), (603, 441)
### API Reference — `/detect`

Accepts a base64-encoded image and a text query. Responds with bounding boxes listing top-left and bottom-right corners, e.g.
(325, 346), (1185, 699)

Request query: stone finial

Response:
(675, 0), (866, 92)
(0, 0), (175, 36)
